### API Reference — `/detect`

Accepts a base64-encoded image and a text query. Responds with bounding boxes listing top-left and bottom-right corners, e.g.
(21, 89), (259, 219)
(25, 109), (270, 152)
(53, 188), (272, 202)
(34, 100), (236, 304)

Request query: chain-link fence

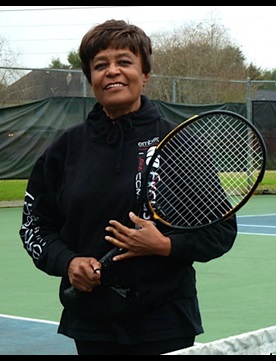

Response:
(1, 66), (275, 110)
(0, 67), (275, 173)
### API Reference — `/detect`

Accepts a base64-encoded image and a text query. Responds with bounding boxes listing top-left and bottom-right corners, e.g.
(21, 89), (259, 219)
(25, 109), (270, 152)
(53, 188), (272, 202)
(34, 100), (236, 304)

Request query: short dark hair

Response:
(79, 19), (152, 84)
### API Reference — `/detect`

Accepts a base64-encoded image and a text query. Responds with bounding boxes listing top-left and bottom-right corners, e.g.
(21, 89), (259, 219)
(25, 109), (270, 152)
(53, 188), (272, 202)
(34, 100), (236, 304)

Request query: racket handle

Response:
(63, 285), (81, 299)
(63, 247), (126, 303)
(100, 247), (126, 269)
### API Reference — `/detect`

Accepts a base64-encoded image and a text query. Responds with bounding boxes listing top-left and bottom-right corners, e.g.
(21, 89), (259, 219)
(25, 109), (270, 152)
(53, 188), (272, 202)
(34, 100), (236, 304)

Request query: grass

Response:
(258, 170), (276, 187)
(0, 179), (28, 201)
(0, 170), (276, 201)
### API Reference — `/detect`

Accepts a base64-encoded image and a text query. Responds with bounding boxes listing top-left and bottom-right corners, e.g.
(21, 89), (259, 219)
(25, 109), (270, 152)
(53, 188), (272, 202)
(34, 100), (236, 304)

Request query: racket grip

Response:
(100, 247), (126, 269)
(63, 285), (81, 299)
(63, 247), (126, 303)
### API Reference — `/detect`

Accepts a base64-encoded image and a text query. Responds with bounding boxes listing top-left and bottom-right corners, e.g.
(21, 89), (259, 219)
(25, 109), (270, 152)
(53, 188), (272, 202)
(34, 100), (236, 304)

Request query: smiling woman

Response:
(17, 19), (212, 355)
(10, 18), (272, 356)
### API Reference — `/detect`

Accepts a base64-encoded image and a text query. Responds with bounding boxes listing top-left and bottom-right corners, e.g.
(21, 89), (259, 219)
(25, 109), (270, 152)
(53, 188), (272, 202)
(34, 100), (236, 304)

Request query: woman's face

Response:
(90, 47), (150, 119)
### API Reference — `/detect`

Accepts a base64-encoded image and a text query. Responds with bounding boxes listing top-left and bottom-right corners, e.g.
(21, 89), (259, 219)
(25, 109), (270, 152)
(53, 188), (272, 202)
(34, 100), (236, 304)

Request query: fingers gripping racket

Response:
(64, 109), (266, 301)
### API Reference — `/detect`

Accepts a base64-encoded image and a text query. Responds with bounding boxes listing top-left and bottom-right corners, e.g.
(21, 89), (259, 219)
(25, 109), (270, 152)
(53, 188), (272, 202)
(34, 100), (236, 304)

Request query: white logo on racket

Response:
(146, 146), (160, 168)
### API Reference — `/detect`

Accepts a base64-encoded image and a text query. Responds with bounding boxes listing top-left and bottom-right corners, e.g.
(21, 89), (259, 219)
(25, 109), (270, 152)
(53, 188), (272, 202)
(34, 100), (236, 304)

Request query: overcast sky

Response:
(1, 6), (276, 71)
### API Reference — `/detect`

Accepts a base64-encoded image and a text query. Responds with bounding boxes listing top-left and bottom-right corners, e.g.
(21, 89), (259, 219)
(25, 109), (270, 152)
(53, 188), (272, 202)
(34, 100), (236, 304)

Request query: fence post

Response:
(246, 77), (251, 122)
(172, 78), (176, 103)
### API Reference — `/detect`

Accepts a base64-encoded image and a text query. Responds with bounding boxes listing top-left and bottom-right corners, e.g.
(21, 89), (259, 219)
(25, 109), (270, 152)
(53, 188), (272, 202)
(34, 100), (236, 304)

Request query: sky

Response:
(0, 6), (276, 71)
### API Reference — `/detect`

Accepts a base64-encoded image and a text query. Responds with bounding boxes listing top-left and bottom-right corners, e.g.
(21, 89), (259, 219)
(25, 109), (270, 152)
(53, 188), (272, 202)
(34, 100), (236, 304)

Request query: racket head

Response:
(143, 110), (267, 231)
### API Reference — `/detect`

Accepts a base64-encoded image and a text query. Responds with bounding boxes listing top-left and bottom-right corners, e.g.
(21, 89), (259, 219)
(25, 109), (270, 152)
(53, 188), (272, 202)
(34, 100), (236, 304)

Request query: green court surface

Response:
(0, 195), (275, 354)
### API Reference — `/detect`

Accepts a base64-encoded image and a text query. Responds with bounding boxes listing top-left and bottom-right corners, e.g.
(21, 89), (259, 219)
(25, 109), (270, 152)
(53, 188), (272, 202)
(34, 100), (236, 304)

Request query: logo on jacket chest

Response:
(135, 137), (160, 218)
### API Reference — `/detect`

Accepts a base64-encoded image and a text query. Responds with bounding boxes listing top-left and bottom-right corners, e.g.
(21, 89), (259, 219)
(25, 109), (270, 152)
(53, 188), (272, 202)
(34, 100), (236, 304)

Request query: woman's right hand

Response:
(67, 257), (102, 292)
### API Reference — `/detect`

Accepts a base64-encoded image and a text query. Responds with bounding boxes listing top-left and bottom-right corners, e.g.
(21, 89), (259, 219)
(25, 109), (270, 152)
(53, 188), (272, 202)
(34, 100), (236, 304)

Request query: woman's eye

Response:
(93, 59), (132, 70)
(94, 63), (106, 70)
(119, 60), (131, 66)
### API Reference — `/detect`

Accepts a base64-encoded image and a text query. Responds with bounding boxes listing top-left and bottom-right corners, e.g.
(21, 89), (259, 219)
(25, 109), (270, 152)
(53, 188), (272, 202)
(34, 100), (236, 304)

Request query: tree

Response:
(48, 58), (71, 69)
(48, 50), (81, 69)
(0, 36), (23, 88)
(146, 19), (261, 103)
(258, 69), (276, 91)
(46, 17), (274, 104)
(0, 36), (21, 68)
(67, 50), (81, 69)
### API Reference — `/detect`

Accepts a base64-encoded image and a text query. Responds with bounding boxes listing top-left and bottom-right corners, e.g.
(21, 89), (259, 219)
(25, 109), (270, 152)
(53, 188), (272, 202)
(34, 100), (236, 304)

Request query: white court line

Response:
(238, 232), (276, 236)
(238, 214), (276, 218)
(239, 224), (276, 229)
(0, 313), (58, 325)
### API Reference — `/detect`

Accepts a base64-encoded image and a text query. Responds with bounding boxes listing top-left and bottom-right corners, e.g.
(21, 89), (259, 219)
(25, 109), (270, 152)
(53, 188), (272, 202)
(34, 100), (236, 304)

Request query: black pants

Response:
(75, 336), (195, 355)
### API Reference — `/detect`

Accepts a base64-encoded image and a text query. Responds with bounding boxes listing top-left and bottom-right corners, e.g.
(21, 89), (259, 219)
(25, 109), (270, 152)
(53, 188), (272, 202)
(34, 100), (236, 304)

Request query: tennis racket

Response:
(64, 109), (266, 302)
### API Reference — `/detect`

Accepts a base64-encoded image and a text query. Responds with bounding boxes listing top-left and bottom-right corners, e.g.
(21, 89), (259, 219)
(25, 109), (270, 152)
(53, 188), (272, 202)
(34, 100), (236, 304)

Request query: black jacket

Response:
(19, 96), (237, 344)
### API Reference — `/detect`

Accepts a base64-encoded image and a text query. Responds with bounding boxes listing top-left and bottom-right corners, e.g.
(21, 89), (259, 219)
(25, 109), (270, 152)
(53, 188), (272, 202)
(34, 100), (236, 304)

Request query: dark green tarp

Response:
(2, 97), (273, 179)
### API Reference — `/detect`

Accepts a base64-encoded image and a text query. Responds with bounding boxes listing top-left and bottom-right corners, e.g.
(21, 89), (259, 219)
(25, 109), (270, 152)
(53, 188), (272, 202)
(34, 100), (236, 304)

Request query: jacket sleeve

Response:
(169, 214), (237, 262)
(19, 137), (76, 277)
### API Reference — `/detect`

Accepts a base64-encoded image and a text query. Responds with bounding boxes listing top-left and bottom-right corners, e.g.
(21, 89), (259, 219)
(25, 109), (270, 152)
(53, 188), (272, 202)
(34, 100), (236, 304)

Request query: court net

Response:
(164, 326), (276, 355)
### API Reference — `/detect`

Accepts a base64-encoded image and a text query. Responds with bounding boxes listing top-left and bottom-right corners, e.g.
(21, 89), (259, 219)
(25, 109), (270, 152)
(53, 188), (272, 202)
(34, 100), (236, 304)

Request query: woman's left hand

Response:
(104, 211), (171, 261)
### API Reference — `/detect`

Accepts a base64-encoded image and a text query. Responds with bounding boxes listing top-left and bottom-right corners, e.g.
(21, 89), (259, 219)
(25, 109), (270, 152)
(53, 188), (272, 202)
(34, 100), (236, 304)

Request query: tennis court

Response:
(0, 195), (275, 355)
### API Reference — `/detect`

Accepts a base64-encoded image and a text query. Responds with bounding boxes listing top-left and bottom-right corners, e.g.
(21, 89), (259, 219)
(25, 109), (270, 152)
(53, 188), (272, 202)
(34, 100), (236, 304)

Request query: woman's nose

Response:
(106, 63), (120, 75)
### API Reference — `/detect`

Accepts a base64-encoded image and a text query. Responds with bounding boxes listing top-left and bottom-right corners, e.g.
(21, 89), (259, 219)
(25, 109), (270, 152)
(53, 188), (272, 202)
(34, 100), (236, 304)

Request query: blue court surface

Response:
(0, 314), (77, 355)
(237, 214), (276, 236)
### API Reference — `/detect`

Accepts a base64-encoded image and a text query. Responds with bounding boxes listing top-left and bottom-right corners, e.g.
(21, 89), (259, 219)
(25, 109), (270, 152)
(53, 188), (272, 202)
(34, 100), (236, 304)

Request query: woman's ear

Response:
(143, 73), (151, 88)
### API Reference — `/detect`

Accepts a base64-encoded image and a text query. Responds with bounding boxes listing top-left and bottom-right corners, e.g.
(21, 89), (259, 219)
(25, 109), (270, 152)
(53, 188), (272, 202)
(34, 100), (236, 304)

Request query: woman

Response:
(19, 19), (237, 355)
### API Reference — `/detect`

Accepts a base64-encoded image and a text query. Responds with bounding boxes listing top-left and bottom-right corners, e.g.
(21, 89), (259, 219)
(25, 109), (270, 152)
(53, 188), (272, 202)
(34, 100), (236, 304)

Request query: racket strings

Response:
(206, 115), (263, 199)
(151, 132), (229, 227)
(146, 113), (265, 229)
